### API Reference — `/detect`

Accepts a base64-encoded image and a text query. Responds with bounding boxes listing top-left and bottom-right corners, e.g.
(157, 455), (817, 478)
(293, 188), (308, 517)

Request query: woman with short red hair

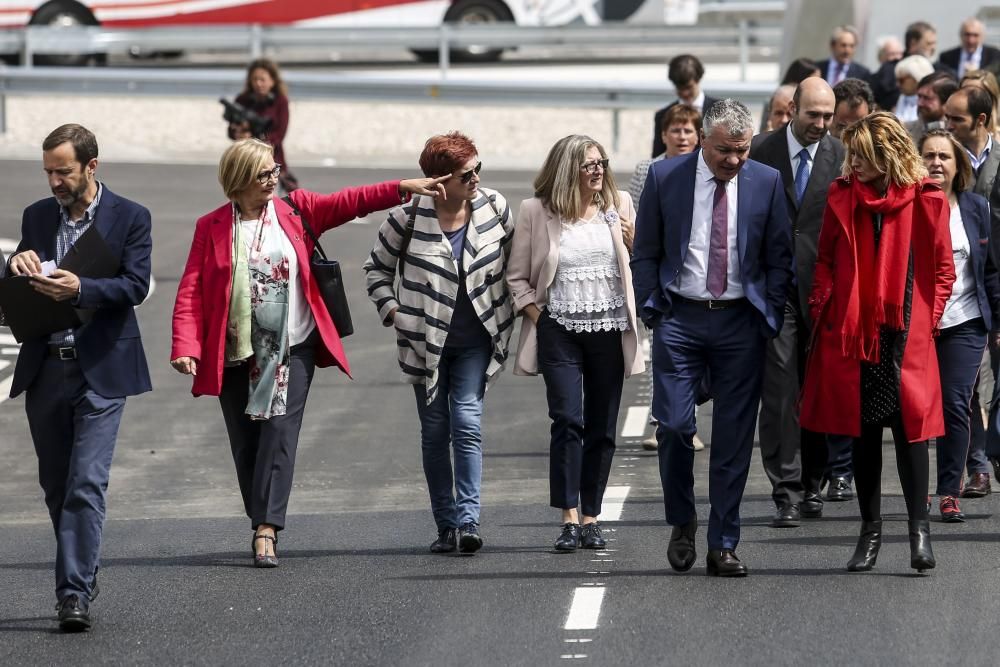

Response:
(363, 132), (514, 554)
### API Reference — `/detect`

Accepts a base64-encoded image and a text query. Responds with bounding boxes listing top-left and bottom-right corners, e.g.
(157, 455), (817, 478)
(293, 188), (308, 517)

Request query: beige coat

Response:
(506, 192), (645, 377)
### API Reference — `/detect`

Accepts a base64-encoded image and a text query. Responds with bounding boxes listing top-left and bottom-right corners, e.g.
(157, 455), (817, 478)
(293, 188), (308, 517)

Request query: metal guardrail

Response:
(0, 3), (785, 76)
(0, 67), (776, 150)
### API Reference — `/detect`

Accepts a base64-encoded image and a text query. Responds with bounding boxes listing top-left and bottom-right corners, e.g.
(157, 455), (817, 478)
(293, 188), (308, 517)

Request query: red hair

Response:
(418, 132), (478, 177)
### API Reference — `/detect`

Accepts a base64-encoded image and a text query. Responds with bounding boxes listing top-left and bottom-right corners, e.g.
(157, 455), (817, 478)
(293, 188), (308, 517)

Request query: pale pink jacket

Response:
(505, 192), (645, 377)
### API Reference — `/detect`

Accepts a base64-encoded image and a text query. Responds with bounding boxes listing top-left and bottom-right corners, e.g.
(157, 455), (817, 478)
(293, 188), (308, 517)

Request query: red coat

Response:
(799, 178), (955, 441)
(171, 182), (402, 397)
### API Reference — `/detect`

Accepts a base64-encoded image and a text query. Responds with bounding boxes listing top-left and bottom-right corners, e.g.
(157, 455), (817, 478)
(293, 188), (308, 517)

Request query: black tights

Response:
(852, 418), (929, 522)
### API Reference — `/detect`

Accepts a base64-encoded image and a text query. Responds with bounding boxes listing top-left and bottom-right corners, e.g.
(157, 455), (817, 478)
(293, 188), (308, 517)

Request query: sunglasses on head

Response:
(460, 162), (483, 184)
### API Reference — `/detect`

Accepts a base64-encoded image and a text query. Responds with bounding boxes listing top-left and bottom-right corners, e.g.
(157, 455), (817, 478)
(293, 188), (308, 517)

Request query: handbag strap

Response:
(282, 195), (327, 261)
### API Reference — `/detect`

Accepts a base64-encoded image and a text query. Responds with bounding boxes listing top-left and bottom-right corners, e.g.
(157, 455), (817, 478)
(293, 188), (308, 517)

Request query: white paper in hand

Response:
(39, 260), (56, 277)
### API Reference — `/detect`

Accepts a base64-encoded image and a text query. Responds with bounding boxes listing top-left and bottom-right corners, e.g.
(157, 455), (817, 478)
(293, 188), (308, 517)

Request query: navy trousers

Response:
(25, 356), (125, 603)
(537, 310), (624, 518)
(935, 318), (987, 495)
(653, 299), (767, 551)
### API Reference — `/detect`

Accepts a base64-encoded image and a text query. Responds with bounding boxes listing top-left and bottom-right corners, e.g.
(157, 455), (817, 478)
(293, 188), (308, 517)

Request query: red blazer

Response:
(799, 178), (955, 442)
(171, 182), (402, 397)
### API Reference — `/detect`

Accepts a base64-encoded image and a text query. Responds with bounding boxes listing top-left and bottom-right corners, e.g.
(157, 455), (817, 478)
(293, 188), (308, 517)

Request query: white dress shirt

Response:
(968, 135), (993, 173)
(940, 203), (982, 329)
(786, 122), (819, 182)
(959, 46), (983, 78)
(668, 151), (744, 300)
(895, 95), (919, 123)
(826, 59), (851, 85)
(677, 90), (706, 112)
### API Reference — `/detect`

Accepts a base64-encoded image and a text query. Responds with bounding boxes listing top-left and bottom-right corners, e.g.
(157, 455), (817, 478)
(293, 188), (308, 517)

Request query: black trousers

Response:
(219, 334), (316, 531)
(537, 311), (624, 518)
(852, 416), (929, 523)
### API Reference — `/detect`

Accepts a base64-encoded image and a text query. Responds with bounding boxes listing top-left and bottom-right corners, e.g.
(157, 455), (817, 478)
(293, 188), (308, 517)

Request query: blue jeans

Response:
(413, 343), (492, 530)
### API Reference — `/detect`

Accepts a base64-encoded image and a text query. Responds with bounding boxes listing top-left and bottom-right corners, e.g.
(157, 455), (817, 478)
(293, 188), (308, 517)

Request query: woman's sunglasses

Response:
(460, 162), (483, 184)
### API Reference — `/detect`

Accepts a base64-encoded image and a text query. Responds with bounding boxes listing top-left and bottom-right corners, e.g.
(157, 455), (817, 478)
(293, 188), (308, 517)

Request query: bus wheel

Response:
(29, 1), (105, 67)
(413, 0), (513, 64)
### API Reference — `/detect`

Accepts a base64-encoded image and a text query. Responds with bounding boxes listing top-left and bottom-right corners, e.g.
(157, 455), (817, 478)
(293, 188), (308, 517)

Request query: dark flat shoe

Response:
(554, 523), (581, 552)
(57, 595), (91, 633)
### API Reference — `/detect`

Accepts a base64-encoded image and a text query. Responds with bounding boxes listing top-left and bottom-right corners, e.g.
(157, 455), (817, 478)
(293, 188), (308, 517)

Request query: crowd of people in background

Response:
(7, 13), (1000, 633)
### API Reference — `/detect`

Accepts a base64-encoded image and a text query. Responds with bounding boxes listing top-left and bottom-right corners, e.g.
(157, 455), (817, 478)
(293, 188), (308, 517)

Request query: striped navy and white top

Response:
(363, 187), (515, 403)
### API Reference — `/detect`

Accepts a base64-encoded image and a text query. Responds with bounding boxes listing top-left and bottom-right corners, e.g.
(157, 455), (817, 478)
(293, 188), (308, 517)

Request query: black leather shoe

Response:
(846, 520), (882, 572)
(430, 527), (457, 553)
(801, 492), (824, 518)
(57, 595), (91, 632)
(826, 477), (854, 501)
(909, 519), (936, 573)
(580, 523), (606, 549)
(554, 523), (582, 552)
(458, 523), (483, 554)
(771, 504), (801, 528)
(706, 549), (748, 577)
(667, 519), (698, 572)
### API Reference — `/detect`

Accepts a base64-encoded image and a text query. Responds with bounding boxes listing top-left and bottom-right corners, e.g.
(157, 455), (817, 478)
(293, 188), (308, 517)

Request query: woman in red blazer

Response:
(800, 112), (955, 574)
(171, 138), (446, 567)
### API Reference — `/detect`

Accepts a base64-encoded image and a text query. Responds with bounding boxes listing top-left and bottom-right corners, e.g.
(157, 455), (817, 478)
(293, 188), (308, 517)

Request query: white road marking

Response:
(598, 485), (630, 522)
(1, 348), (18, 354)
(620, 405), (649, 437)
(0, 374), (13, 405)
(0, 333), (18, 346)
(564, 587), (606, 630)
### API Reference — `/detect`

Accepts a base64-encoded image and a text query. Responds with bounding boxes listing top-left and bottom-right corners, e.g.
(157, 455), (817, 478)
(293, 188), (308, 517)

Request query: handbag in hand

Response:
(282, 195), (354, 337)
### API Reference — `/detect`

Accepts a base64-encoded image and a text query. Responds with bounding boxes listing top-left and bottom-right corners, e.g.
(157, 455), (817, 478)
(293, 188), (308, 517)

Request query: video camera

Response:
(220, 98), (273, 139)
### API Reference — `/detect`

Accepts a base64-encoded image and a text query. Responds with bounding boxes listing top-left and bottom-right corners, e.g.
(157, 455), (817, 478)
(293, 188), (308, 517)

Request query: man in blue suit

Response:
(631, 99), (794, 577)
(7, 124), (152, 631)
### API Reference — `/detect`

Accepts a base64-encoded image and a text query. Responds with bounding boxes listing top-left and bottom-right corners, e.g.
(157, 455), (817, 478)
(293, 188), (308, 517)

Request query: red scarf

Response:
(841, 178), (916, 363)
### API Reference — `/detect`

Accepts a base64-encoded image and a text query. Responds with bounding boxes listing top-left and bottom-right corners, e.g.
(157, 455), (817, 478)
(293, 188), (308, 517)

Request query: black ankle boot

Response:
(908, 519), (935, 573)
(846, 520), (882, 572)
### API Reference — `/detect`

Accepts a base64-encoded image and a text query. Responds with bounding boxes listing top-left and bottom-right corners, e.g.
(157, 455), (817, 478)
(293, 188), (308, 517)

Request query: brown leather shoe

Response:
(962, 473), (992, 498)
(706, 549), (748, 577)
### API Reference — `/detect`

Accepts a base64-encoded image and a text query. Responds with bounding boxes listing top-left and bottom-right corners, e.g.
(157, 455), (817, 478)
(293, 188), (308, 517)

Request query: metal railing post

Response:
(250, 23), (263, 59)
(23, 28), (33, 69)
(438, 24), (450, 79)
(0, 87), (6, 134)
(738, 19), (749, 82)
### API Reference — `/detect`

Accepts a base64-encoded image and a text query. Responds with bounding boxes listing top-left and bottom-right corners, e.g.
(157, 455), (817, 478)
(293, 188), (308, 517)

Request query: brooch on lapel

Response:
(603, 210), (620, 226)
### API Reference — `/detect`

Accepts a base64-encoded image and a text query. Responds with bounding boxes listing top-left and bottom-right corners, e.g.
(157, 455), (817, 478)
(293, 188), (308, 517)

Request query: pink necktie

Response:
(707, 178), (728, 298)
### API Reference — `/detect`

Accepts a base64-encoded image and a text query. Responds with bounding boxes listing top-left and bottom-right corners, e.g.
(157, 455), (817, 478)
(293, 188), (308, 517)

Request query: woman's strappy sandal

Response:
(252, 533), (278, 568)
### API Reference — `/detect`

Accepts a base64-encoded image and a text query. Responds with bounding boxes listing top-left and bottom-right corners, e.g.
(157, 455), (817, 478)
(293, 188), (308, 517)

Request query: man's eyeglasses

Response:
(460, 162), (483, 184)
(256, 164), (282, 185)
(580, 159), (610, 175)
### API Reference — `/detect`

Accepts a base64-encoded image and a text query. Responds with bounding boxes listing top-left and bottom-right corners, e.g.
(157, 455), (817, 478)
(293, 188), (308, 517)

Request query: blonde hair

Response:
(841, 111), (927, 186)
(533, 135), (621, 221)
(218, 138), (273, 200)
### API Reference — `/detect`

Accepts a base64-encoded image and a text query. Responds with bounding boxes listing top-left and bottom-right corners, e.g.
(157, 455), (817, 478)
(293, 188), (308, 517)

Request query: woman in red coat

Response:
(800, 112), (955, 574)
(171, 138), (446, 567)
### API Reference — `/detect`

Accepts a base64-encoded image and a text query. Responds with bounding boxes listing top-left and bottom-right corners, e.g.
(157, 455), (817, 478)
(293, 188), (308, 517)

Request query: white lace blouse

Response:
(547, 213), (630, 333)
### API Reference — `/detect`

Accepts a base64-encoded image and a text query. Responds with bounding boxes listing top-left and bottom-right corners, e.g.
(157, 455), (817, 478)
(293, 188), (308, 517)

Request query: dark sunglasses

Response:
(460, 162), (483, 184)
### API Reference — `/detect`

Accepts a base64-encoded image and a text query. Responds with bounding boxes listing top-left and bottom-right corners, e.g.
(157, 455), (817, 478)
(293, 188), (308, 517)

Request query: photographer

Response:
(227, 58), (298, 192)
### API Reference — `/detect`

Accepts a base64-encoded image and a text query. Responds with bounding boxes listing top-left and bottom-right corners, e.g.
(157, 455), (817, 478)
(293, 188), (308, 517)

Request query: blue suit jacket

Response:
(10, 187), (153, 399)
(630, 150), (794, 337)
(957, 190), (1000, 331)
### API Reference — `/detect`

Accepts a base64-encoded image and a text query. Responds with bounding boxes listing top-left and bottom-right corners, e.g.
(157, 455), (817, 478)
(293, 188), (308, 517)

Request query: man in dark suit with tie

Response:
(651, 54), (718, 158)
(815, 25), (871, 88)
(7, 124), (152, 632)
(632, 99), (794, 577)
(749, 78), (849, 527)
(939, 17), (1000, 78)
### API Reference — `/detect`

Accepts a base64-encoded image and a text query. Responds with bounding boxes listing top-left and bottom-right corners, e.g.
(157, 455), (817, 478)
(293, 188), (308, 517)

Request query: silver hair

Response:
(702, 99), (754, 138)
(830, 24), (859, 43)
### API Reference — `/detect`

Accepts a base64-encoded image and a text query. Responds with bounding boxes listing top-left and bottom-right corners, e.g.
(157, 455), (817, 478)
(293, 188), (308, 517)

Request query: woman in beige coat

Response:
(507, 135), (645, 552)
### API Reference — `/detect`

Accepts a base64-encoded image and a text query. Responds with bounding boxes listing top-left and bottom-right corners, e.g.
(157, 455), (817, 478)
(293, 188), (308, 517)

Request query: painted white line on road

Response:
(0, 360), (10, 372)
(2, 347), (19, 354)
(599, 485), (630, 522)
(0, 333), (18, 346)
(564, 587), (606, 630)
(0, 374), (13, 405)
(620, 406), (649, 437)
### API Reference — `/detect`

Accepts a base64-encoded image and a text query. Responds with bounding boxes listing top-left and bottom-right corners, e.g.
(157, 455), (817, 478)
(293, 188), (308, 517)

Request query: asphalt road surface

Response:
(0, 161), (997, 665)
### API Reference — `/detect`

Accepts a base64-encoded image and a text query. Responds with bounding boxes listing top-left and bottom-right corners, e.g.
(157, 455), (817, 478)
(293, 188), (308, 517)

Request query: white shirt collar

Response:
(679, 90), (706, 111)
(697, 149), (738, 184)
(786, 122), (820, 164)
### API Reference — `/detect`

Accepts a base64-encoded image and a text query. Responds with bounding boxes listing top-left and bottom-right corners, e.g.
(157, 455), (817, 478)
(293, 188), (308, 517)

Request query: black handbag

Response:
(282, 195), (354, 337)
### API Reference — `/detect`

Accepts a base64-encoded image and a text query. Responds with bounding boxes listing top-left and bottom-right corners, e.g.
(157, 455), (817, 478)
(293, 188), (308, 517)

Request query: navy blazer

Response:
(630, 150), (795, 337)
(9, 187), (153, 399)
(956, 190), (1000, 331)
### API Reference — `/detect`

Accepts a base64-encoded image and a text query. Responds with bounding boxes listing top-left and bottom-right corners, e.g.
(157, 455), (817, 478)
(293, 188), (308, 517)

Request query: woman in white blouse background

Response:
(507, 135), (645, 552)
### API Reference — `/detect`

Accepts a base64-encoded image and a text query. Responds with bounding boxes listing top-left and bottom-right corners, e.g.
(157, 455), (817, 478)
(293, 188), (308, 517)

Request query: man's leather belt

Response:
(673, 295), (748, 311)
(49, 345), (77, 360)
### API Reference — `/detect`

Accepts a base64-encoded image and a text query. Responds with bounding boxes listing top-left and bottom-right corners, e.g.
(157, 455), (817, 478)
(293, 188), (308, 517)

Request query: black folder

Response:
(0, 226), (120, 342)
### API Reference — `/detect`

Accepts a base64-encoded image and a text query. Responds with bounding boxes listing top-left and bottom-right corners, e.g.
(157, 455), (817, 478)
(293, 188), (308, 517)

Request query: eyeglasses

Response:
(459, 162), (483, 184)
(256, 164), (282, 185)
(580, 159), (609, 174)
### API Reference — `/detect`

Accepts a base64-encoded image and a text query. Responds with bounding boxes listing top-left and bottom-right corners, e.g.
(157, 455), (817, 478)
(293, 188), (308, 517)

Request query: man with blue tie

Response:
(632, 100), (794, 577)
(749, 78), (850, 527)
(7, 124), (152, 631)
(816, 26), (871, 87)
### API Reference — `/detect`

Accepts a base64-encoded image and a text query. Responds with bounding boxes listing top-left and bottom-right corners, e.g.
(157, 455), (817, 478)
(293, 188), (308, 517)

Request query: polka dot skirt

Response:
(861, 327), (901, 425)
